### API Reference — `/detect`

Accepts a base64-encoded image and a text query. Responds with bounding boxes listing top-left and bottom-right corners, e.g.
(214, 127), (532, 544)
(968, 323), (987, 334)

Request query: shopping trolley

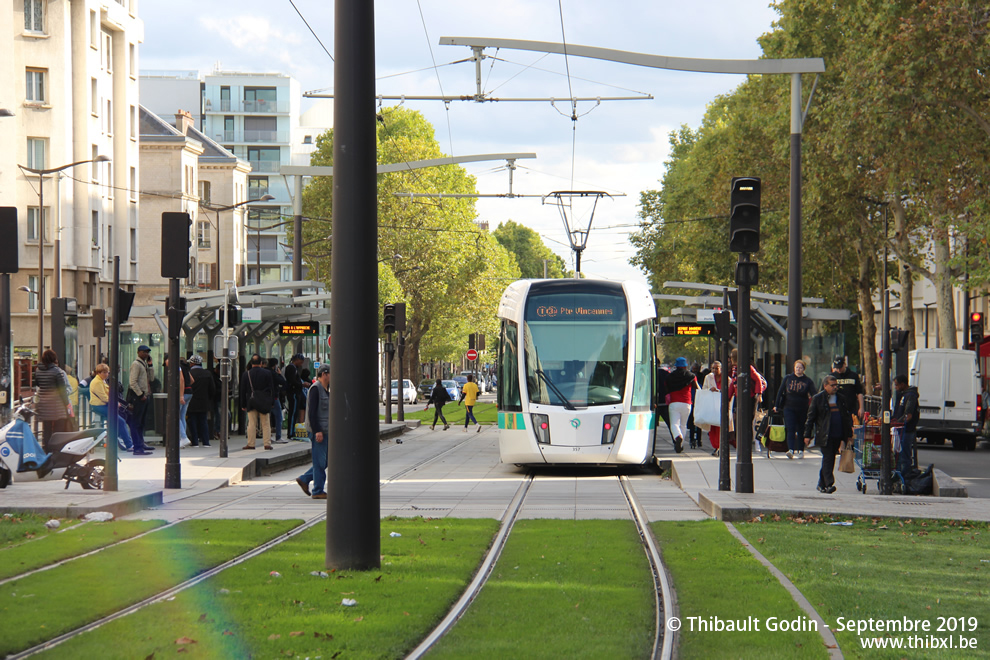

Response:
(853, 425), (905, 493)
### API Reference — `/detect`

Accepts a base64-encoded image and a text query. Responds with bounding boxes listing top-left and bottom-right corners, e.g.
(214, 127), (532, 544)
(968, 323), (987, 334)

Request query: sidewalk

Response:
(0, 424), (410, 518)
(657, 439), (989, 522)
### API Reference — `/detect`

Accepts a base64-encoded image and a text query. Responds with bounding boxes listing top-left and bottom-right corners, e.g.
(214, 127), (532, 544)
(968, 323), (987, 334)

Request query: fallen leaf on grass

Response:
(268, 634), (281, 640)
(404, 612), (410, 616)
(289, 631), (305, 637)
(353, 617), (364, 622)
(314, 632), (334, 640)
(175, 637), (197, 645)
(222, 630), (234, 636)
(144, 653), (155, 660)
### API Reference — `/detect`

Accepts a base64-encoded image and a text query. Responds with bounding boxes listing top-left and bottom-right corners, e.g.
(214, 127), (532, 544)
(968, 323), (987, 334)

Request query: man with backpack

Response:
(239, 354), (275, 450)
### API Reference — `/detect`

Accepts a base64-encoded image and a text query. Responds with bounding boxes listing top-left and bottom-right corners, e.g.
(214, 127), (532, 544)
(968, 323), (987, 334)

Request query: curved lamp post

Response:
(199, 194), (274, 289)
(18, 155), (110, 364)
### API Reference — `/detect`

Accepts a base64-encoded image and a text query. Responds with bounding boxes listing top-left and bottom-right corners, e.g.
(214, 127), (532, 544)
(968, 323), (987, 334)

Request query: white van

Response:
(907, 349), (981, 450)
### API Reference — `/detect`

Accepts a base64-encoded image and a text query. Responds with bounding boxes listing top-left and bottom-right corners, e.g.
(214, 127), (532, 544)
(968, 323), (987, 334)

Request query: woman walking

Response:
(666, 357), (698, 453)
(35, 349), (71, 450)
(428, 379), (451, 431)
(772, 359), (817, 459)
(702, 361), (723, 455)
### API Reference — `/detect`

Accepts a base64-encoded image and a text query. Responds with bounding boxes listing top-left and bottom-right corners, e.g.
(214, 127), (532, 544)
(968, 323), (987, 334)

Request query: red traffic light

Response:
(971, 312), (983, 323)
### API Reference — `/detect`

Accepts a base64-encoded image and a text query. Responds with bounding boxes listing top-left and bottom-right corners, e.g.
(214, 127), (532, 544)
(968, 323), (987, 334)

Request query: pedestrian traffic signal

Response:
(161, 212), (192, 279)
(729, 177), (761, 253)
(970, 312), (984, 346)
(712, 310), (733, 342)
(0, 207), (18, 273)
(383, 304), (396, 335)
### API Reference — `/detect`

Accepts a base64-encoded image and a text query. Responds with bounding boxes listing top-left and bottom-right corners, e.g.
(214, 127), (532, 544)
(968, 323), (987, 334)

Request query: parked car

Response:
(383, 379), (418, 405)
(459, 371), (487, 393)
(452, 375), (468, 397)
(441, 380), (460, 402)
(418, 379), (435, 398)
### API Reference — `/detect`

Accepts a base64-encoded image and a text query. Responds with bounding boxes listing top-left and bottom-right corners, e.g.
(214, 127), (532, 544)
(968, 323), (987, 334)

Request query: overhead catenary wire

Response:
(416, 0), (455, 157)
(287, 0), (333, 62)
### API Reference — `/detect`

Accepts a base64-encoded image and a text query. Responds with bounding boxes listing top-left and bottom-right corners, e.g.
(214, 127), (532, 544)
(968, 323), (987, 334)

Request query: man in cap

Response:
(831, 356), (865, 422)
(127, 345), (155, 454)
(283, 353), (306, 439)
(296, 364), (331, 499)
(186, 355), (215, 447)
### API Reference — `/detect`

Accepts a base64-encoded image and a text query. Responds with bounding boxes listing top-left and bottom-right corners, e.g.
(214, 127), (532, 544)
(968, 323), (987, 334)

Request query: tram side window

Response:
(631, 321), (654, 411)
(499, 320), (522, 411)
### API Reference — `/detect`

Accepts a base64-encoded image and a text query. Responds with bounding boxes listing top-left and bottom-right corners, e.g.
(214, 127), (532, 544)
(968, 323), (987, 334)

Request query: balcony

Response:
(204, 99), (289, 114)
(216, 130), (287, 144)
(247, 160), (281, 173)
(248, 187), (271, 200)
(247, 248), (282, 263)
(242, 99), (289, 114)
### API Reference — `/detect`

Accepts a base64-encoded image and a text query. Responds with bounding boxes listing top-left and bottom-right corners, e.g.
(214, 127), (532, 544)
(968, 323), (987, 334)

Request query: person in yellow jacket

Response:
(458, 374), (481, 433)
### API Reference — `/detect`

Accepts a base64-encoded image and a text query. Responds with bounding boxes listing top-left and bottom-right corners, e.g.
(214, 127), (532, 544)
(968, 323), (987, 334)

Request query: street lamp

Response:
(0, 109), (14, 117)
(199, 194), (274, 289)
(18, 155), (110, 364)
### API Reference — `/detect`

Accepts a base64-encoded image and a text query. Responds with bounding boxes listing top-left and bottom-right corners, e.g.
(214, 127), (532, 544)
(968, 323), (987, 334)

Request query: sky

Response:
(139, 1), (782, 285)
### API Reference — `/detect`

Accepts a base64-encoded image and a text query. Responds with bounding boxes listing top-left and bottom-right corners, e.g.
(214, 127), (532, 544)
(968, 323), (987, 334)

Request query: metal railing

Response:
(247, 160), (281, 173)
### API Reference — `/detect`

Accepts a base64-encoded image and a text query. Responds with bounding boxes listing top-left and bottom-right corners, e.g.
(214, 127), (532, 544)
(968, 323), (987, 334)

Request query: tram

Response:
(496, 278), (659, 465)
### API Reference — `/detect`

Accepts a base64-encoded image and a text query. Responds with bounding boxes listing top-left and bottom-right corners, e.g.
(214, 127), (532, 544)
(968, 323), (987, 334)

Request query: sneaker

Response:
(179, 438), (191, 448)
(476, 425), (482, 433)
(443, 424), (450, 431)
(673, 436), (683, 453)
(430, 425), (435, 431)
(711, 448), (719, 456)
(132, 449), (152, 456)
(295, 477), (311, 496)
(786, 451), (794, 459)
(817, 486), (827, 493)
(826, 485), (837, 494)
(274, 438), (288, 444)
(311, 492), (327, 500)
(463, 427), (468, 433)
(799, 451), (805, 459)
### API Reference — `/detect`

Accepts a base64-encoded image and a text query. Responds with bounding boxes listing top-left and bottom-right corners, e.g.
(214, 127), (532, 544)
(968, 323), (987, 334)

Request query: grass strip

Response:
(0, 519), (165, 580)
(0, 518), (299, 656)
(652, 520), (826, 659)
(381, 402), (497, 426)
(0, 512), (84, 547)
(734, 515), (990, 658)
(36, 517), (498, 660)
(430, 519), (656, 659)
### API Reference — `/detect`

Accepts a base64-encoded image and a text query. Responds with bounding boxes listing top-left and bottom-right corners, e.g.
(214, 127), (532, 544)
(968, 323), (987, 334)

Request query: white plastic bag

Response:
(693, 389), (721, 429)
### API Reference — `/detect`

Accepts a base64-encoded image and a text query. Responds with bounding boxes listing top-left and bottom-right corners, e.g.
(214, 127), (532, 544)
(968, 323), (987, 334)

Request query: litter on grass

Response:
(44, 519), (60, 530)
(341, 598), (357, 607)
(82, 512), (114, 522)
(270, 571), (282, 578)
(828, 522), (853, 526)
(311, 571), (329, 578)
(390, 532), (402, 537)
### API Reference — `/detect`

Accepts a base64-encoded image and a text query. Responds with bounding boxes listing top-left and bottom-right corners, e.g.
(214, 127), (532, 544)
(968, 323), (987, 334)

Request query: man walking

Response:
(832, 356), (865, 422)
(268, 358), (288, 443)
(239, 354), (275, 450)
(283, 354), (305, 439)
(296, 365), (330, 500)
(187, 355), (215, 447)
(127, 345), (155, 455)
(459, 374), (482, 433)
(892, 375), (919, 475)
(804, 375), (853, 494)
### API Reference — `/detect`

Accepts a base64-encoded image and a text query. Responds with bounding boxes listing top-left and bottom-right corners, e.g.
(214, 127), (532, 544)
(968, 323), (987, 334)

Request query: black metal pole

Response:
(293, 176), (304, 354)
(165, 278), (181, 489)
(105, 258), (120, 490)
(384, 339), (392, 425)
(397, 334), (405, 422)
(736, 256), (754, 494)
(880, 206), (892, 495)
(219, 290), (230, 459)
(328, 0), (379, 570)
(787, 74), (803, 369)
(1, 274), (9, 421)
(718, 288), (731, 491)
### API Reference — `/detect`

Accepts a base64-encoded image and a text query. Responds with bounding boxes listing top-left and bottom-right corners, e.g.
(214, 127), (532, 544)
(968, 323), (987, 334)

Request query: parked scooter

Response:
(0, 399), (107, 490)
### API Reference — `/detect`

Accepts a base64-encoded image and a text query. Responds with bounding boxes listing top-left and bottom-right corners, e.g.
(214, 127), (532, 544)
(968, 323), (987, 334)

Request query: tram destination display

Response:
(279, 322), (321, 336)
(674, 322), (715, 336)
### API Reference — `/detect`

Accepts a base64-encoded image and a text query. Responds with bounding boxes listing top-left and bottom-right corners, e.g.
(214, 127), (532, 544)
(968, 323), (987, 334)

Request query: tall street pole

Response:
(328, 0), (379, 570)
(165, 278), (181, 489)
(292, 175), (304, 354)
(37, 171), (44, 365)
(736, 257), (755, 494)
(787, 73), (803, 370)
(106, 257), (121, 491)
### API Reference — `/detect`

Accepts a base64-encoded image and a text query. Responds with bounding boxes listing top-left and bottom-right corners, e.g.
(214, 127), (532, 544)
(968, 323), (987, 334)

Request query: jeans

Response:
(188, 411), (210, 446)
(464, 405), (478, 427)
(289, 393), (304, 438)
(818, 436), (842, 489)
(128, 397), (150, 451)
(783, 407), (808, 453)
(179, 396), (190, 440)
(897, 429), (915, 475)
(298, 430), (328, 495)
(245, 409), (271, 448)
(270, 402), (283, 441)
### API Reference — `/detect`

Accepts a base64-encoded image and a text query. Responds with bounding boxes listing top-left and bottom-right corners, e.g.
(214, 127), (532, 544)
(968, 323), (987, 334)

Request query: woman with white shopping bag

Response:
(667, 357), (698, 453)
(698, 361), (723, 455)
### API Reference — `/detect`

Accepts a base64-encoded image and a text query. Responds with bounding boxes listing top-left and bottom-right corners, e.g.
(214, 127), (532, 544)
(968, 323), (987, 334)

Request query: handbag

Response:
(693, 389), (721, 429)
(838, 446), (856, 473)
(247, 370), (274, 414)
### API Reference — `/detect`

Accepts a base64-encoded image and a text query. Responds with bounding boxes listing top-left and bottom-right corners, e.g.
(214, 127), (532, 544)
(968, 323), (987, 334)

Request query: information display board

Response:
(279, 322), (321, 336)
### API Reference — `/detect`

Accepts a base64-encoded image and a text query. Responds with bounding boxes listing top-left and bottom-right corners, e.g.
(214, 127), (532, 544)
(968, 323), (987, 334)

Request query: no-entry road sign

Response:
(466, 349), (478, 361)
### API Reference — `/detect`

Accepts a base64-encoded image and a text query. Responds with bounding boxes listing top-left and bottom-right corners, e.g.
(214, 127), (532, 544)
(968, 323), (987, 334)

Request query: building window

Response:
(106, 99), (113, 135)
(91, 145), (99, 180)
(92, 210), (99, 245)
(24, 0), (45, 33)
(196, 221), (211, 249)
(91, 78), (98, 114)
(199, 180), (211, 204)
(128, 43), (136, 79)
(303, 135), (313, 145)
(130, 228), (137, 262)
(103, 32), (112, 72)
(129, 167), (137, 201)
(27, 137), (46, 169)
(244, 87), (277, 113)
(27, 207), (49, 242)
(25, 68), (47, 103)
(220, 86), (230, 111)
(27, 275), (39, 311)
(130, 105), (136, 139)
(247, 177), (269, 200)
(197, 262), (212, 287)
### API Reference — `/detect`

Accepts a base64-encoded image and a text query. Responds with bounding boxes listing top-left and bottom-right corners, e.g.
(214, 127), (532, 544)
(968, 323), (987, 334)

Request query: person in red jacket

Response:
(666, 357), (697, 453)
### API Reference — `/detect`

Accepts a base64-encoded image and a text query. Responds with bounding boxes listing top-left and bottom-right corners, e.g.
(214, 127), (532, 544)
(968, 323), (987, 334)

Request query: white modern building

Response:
(3, 0), (143, 384)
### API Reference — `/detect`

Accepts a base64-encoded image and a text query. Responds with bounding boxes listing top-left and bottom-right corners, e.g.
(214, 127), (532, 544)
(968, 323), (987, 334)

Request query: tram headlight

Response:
(601, 415), (621, 444)
(531, 413), (551, 444)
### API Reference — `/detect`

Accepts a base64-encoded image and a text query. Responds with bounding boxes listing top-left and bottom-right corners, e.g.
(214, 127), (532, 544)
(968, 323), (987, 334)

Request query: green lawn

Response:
(0, 512), (84, 548)
(382, 402), (497, 426)
(37, 517), (499, 660)
(734, 515), (990, 658)
(653, 520), (825, 659)
(0, 519), (300, 656)
(0, 518), (165, 580)
(430, 519), (656, 659)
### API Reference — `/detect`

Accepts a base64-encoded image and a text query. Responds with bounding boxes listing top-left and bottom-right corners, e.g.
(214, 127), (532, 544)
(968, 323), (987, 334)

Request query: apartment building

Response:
(2, 0), (143, 377)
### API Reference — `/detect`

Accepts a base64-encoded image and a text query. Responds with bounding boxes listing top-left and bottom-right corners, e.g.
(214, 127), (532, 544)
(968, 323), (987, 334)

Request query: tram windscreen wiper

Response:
(535, 369), (576, 410)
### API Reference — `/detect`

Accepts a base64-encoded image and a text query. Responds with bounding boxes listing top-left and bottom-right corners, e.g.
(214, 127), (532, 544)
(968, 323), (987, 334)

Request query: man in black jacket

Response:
(239, 354), (275, 450)
(283, 354), (305, 439)
(892, 375), (919, 475)
(804, 375), (853, 493)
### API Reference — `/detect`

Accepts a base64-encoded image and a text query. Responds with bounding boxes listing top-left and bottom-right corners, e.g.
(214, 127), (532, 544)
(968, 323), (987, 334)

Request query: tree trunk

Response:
(855, 236), (879, 392)
(932, 224), (958, 349)
(891, 196), (917, 349)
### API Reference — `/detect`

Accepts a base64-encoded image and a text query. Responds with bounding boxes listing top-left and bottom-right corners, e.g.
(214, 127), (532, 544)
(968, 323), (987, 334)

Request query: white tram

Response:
(496, 279), (658, 465)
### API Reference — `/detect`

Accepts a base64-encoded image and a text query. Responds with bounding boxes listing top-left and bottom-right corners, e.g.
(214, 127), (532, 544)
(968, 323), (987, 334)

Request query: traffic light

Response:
(469, 333), (476, 350)
(383, 304), (396, 335)
(0, 207), (18, 273)
(712, 310), (733, 342)
(890, 328), (910, 352)
(729, 177), (761, 253)
(161, 212), (192, 278)
(735, 261), (759, 286)
(394, 302), (406, 333)
(970, 312), (984, 346)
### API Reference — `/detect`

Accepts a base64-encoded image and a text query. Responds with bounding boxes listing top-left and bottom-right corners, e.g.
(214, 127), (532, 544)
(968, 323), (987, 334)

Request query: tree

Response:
(493, 220), (566, 278)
